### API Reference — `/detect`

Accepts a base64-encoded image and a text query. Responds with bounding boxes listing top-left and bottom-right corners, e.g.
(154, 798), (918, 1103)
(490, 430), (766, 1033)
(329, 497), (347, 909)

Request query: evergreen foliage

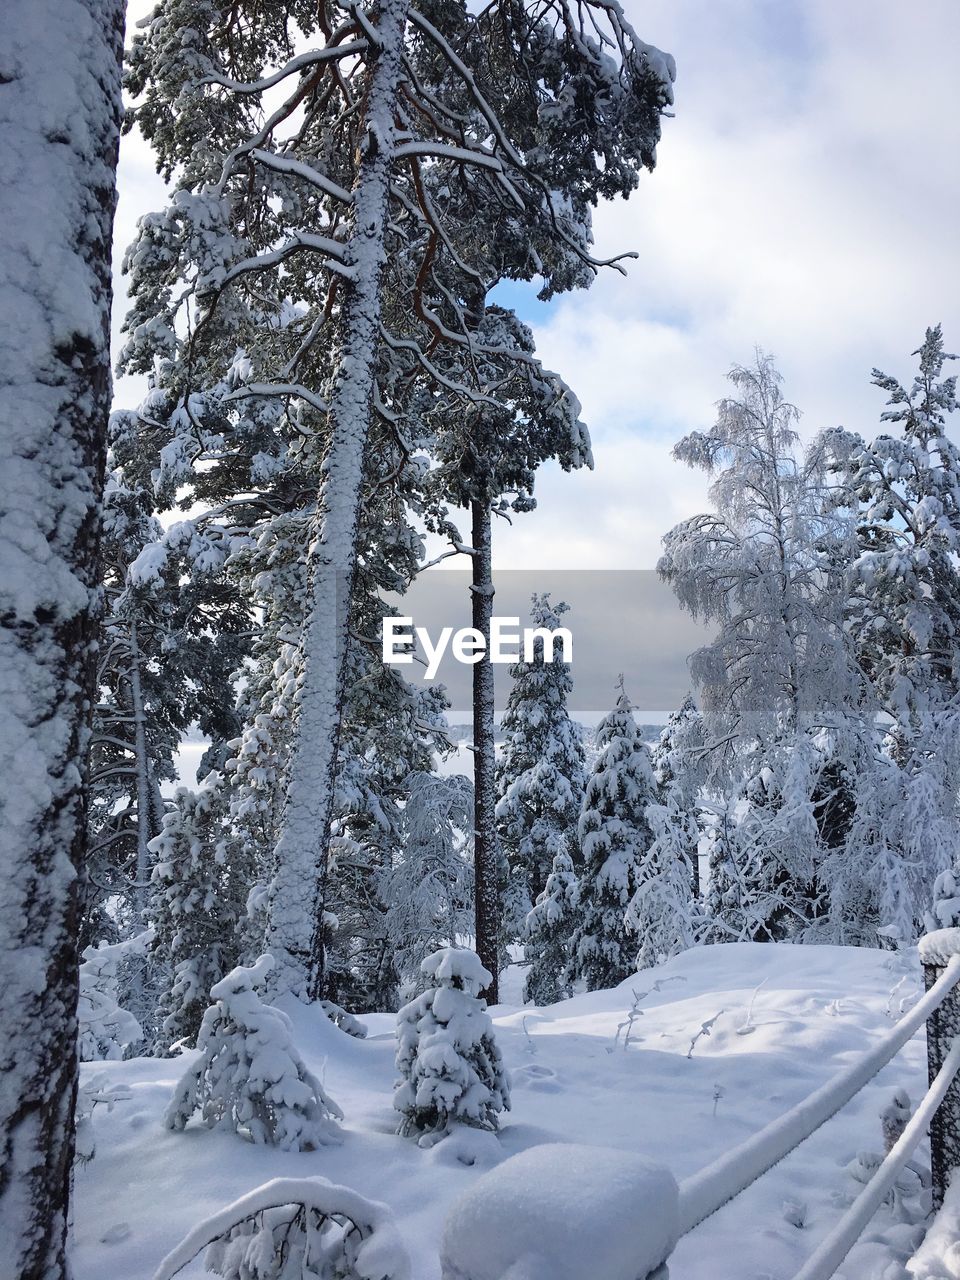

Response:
(570, 687), (656, 990)
(166, 955), (343, 1151)
(394, 948), (510, 1139)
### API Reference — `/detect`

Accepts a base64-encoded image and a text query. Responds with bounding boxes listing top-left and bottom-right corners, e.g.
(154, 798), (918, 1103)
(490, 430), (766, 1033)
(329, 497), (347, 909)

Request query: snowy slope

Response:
(72, 942), (931, 1280)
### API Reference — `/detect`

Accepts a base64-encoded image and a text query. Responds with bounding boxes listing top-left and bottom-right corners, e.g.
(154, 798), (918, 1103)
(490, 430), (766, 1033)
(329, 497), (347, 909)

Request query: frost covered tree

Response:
(659, 353), (867, 940)
(166, 954), (343, 1151)
(833, 327), (960, 724)
(823, 328), (960, 937)
(77, 933), (152, 1062)
(625, 693), (705, 964)
(150, 777), (251, 1051)
(496, 595), (586, 938)
(379, 772), (474, 993)
(84, 433), (248, 970)
(0, 3), (123, 1273)
(123, 0), (675, 1000)
(523, 843), (579, 1005)
(570, 685), (656, 990)
(394, 947), (510, 1140)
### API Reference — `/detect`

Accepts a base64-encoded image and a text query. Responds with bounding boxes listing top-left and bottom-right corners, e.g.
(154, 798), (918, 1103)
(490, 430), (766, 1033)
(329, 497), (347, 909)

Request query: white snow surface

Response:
(73, 942), (939, 1280)
(908, 1172), (960, 1279)
(440, 1143), (678, 1280)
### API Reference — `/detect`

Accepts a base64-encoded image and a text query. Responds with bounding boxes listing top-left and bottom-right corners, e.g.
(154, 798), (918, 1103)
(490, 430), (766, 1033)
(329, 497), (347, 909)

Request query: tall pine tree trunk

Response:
(266, 0), (411, 1001)
(471, 498), (499, 1003)
(0, 2), (123, 1275)
(128, 618), (158, 914)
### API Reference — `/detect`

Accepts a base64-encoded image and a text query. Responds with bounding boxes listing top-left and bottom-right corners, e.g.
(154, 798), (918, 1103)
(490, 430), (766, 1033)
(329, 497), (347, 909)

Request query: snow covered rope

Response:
(920, 927), (960, 1207)
(791, 1038), (960, 1280)
(150, 1177), (410, 1280)
(677, 955), (960, 1236)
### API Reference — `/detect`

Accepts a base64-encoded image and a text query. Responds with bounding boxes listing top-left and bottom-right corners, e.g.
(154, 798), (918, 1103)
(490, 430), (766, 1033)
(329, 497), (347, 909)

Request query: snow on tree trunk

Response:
(265, 0), (413, 1002)
(471, 499), (500, 1004)
(0, 3), (122, 1275)
(127, 618), (158, 914)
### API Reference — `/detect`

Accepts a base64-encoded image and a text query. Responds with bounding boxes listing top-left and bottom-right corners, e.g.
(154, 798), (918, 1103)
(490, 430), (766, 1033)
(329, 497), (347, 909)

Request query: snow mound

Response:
(907, 1174), (960, 1279)
(439, 1143), (678, 1280)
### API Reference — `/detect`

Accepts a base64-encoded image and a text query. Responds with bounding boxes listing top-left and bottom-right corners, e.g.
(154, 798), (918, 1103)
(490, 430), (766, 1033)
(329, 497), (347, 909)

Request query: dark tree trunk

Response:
(471, 498), (499, 1004)
(0, 2), (124, 1275)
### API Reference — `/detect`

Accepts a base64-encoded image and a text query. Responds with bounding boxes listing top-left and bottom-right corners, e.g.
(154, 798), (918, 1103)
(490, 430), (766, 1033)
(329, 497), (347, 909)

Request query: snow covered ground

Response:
(72, 942), (934, 1280)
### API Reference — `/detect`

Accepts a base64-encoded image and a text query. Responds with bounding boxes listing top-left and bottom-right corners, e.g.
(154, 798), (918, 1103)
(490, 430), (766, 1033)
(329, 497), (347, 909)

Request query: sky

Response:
(111, 1), (960, 717)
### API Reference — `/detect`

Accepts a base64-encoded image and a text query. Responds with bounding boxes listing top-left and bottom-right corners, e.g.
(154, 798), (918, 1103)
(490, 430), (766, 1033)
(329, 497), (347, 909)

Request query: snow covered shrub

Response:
(74, 1077), (132, 1166)
(318, 999), (368, 1040)
(165, 955), (343, 1151)
(523, 845), (579, 1005)
(926, 870), (960, 932)
(78, 932), (152, 1061)
(394, 948), (510, 1141)
(152, 1178), (410, 1280)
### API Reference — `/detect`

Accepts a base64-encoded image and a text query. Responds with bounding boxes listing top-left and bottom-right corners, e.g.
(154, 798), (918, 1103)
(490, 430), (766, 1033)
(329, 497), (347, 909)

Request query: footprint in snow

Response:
(511, 1064), (562, 1092)
(99, 1223), (131, 1245)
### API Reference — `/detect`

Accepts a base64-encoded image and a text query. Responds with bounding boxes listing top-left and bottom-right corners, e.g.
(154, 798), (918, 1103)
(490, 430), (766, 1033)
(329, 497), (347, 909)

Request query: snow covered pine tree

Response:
(496, 595), (585, 940)
(123, 0), (675, 1002)
(166, 954), (343, 1151)
(827, 328), (960, 937)
(570, 683), (657, 991)
(625, 695), (703, 969)
(0, 3), (123, 1275)
(523, 843), (580, 1005)
(395, 948), (510, 1142)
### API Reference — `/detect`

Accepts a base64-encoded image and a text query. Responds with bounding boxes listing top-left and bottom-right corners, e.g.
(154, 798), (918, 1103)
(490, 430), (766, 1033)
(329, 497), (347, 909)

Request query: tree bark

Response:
(0, 2), (123, 1275)
(265, 0), (412, 1001)
(471, 498), (500, 1004)
(127, 618), (160, 914)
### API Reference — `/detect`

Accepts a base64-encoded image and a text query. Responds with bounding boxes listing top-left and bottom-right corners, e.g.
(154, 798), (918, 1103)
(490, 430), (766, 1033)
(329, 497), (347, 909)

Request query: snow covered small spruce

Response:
(394, 948), (510, 1141)
(150, 777), (249, 1051)
(496, 594), (586, 940)
(379, 771), (474, 992)
(570, 685), (657, 991)
(626, 695), (704, 969)
(150, 1177), (410, 1280)
(165, 954), (343, 1151)
(523, 843), (580, 1005)
(78, 932), (152, 1061)
(439, 1144), (679, 1280)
